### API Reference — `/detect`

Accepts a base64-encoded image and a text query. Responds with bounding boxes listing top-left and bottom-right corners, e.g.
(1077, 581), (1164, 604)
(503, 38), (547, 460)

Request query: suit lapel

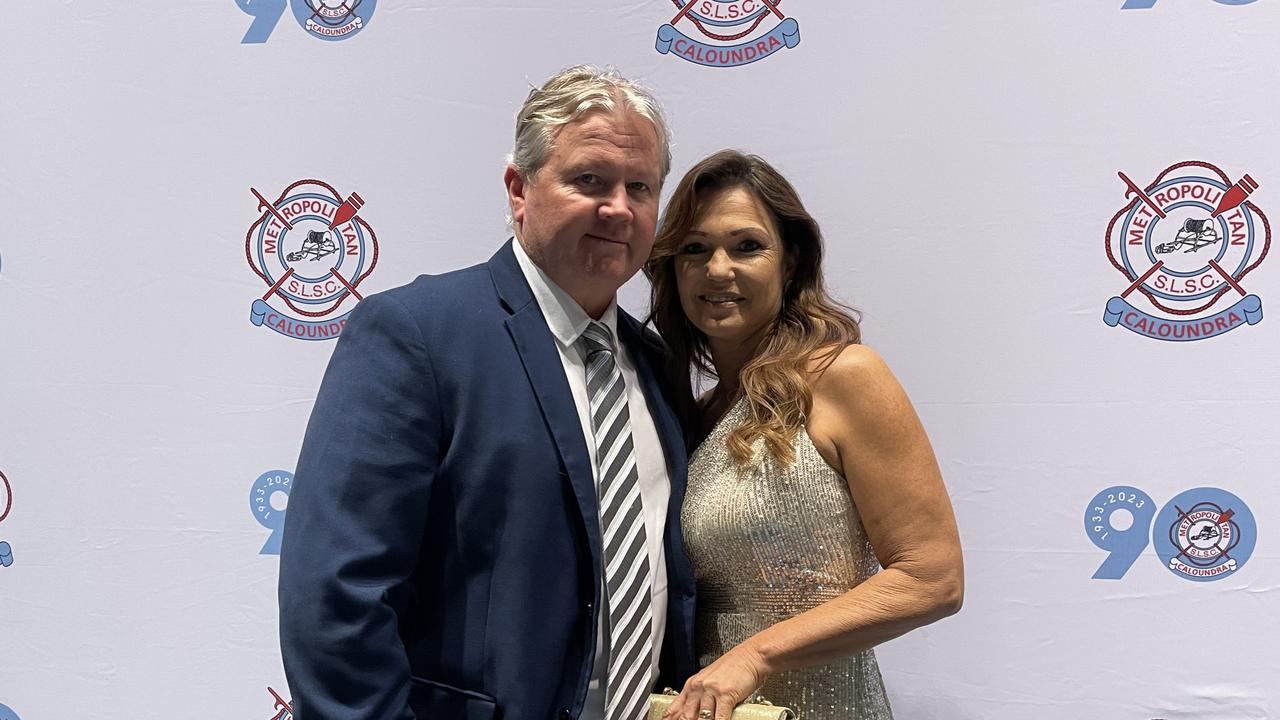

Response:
(490, 241), (601, 571)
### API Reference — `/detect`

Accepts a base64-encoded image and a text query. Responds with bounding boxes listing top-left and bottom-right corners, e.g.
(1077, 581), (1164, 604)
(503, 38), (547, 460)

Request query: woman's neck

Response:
(706, 327), (770, 393)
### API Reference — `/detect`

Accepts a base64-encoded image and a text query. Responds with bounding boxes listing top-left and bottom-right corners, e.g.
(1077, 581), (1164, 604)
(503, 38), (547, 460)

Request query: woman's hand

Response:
(661, 644), (770, 720)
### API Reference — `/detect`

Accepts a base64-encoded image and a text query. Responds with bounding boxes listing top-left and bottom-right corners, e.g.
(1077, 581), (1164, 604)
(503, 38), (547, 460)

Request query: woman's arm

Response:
(664, 345), (963, 720)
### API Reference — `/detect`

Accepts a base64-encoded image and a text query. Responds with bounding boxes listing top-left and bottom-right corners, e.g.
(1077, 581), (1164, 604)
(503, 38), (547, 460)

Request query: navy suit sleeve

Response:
(279, 292), (440, 720)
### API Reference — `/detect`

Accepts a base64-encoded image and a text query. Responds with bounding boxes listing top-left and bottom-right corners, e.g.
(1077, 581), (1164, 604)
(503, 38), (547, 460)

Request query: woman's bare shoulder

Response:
(807, 343), (919, 452)
(809, 344), (895, 399)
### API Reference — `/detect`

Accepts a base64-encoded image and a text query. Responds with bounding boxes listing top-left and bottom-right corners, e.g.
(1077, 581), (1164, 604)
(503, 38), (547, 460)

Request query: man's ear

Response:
(504, 165), (527, 227)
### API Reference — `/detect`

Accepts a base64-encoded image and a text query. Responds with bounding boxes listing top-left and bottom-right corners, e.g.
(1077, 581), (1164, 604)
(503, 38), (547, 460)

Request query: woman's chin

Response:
(696, 304), (741, 324)
(694, 318), (748, 343)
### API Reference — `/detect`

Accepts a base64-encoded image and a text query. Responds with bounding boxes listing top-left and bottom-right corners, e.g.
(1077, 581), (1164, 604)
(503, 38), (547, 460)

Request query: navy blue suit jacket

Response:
(279, 240), (697, 720)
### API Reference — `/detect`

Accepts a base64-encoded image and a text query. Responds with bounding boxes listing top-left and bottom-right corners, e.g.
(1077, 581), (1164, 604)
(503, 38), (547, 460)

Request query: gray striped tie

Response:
(577, 321), (653, 720)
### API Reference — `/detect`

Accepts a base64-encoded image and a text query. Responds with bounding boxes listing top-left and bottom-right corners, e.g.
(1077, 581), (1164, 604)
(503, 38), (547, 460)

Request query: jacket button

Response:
(559, 708), (572, 720)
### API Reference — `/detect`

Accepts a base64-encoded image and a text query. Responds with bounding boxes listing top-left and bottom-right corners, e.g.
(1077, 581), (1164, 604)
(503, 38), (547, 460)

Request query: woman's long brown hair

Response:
(645, 150), (862, 465)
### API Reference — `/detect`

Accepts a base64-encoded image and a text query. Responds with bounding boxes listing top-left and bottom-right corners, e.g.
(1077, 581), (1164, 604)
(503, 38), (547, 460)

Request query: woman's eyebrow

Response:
(686, 227), (766, 237)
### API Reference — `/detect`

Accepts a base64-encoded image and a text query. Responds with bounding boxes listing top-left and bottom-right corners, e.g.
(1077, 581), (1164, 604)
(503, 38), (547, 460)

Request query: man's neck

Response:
(577, 293), (613, 321)
(512, 237), (616, 322)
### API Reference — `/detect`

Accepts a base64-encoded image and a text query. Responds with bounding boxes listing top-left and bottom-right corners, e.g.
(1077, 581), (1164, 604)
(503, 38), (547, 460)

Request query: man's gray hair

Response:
(510, 65), (672, 184)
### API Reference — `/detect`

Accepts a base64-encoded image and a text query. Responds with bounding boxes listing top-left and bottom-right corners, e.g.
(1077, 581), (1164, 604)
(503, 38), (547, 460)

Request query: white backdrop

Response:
(2, 1), (1278, 718)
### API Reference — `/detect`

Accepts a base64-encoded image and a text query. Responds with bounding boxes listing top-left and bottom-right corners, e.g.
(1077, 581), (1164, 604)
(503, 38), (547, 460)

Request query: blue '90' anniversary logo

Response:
(1085, 486), (1256, 581)
(237, 0), (376, 43)
(1122, 0), (1256, 8)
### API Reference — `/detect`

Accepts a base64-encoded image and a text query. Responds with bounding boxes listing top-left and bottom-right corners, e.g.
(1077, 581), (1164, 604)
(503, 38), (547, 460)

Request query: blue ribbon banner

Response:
(1103, 294), (1262, 341)
(657, 17), (799, 67)
(250, 299), (350, 341)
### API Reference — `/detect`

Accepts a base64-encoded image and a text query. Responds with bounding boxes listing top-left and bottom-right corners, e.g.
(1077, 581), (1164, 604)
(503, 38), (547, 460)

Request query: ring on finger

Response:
(698, 710), (713, 720)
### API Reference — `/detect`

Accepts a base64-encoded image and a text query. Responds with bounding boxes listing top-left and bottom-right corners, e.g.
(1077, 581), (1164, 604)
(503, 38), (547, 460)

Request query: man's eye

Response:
(578, 173), (600, 185)
(628, 181), (651, 193)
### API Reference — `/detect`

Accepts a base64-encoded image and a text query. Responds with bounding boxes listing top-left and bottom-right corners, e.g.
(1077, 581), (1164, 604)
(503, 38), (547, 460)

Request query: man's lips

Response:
(586, 233), (626, 246)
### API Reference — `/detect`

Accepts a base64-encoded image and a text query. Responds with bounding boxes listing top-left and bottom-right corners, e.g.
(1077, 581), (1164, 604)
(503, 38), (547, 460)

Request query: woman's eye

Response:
(738, 239), (763, 252)
(679, 242), (706, 254)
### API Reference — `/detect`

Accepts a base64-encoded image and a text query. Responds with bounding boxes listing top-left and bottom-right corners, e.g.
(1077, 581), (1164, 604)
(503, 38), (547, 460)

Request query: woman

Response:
(646, 151), (963, 720)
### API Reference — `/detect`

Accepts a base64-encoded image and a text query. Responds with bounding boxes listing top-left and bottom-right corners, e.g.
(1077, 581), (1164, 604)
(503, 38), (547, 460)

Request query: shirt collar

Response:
(512, 237), (619, 349)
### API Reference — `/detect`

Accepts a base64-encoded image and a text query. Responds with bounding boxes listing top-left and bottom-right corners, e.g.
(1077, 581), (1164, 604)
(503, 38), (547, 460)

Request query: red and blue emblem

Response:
(656, 0), (799, 67)
(1104, 161), (1268, 341)
(0, 469), (13, 568)
(245, 179), (378, 341)
(291, 0), (375, 41)
(1153, 488), (1256, 582)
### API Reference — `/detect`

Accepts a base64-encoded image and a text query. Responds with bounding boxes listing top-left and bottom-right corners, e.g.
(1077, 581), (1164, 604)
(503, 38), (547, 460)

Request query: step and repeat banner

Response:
(2, 1), (1277, 718)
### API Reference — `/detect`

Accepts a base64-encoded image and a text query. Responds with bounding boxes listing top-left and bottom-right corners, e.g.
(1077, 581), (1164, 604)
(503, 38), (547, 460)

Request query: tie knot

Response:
(577, 321), (615, 359)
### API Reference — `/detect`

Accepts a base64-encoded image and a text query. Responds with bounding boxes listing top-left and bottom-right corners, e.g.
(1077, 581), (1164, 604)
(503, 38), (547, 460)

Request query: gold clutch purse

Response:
(649, 688), (797, 720)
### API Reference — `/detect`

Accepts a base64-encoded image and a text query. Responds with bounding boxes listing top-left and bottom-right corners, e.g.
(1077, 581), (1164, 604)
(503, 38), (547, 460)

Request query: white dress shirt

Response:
(513, 239), (670, 719)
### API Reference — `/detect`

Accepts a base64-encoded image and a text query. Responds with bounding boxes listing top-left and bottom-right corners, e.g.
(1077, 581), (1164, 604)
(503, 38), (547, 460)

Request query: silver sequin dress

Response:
(681, 397), (894, 720)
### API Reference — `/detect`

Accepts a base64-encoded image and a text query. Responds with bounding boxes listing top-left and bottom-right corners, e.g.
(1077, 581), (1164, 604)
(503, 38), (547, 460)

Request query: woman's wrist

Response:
(734, 637), (778, 679)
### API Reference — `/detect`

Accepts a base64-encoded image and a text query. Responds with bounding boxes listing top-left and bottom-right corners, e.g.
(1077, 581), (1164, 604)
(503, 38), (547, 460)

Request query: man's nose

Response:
(598, 185), (634, 224)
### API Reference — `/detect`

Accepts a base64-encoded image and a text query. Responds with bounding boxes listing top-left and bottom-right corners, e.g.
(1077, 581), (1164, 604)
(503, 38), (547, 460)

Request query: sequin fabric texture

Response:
(681, 397), (893, 720)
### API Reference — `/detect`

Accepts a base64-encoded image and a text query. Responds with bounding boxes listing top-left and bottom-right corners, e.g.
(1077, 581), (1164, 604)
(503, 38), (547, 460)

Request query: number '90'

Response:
(1122, 0), (1257, 8)
(1084, 485), (1256, 581)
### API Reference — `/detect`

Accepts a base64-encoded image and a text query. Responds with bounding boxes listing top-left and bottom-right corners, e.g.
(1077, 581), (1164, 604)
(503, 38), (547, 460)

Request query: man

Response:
(278, 66), (697, 720)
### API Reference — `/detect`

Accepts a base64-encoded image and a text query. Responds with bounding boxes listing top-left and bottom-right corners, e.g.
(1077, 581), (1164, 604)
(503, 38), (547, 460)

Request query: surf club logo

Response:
(0, 703), (21, 720)
(1152, 488), (1256, 582)
(251, 470), (293, 555)
(246, 179), (378, 341)
(656, 0), (799, 68)
(0, 469), (13, 568)
(266, 686), (293, 720)
(1103, 161), (1269, 341)
(1122, 0), (1256, 8)
(1085, 485), (1256, 582)
(238, 0), (376, 43)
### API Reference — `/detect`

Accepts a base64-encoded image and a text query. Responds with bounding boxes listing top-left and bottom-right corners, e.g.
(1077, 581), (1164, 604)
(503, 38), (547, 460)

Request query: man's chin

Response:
(584, 241), (631, 265)
(583, 254), (640, 280)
